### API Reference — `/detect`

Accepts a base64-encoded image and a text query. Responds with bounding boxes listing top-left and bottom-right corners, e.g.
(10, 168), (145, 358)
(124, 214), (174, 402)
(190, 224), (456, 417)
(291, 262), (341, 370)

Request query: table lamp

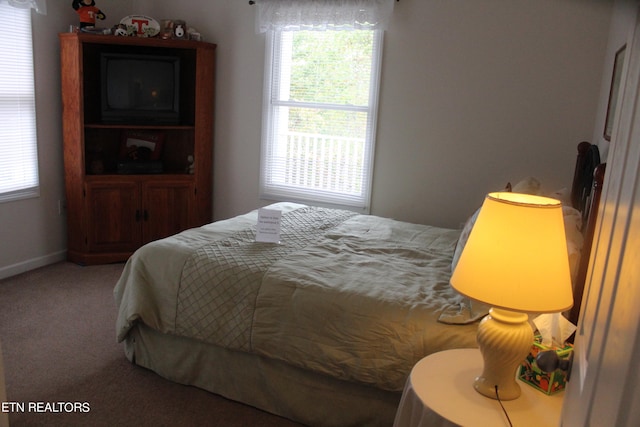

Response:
(450, 192), (573, 400)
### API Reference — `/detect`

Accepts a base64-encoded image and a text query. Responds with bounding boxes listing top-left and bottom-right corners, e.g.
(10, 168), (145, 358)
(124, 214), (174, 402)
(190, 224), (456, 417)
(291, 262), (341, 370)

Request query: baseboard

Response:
(0, 251), (67, 280)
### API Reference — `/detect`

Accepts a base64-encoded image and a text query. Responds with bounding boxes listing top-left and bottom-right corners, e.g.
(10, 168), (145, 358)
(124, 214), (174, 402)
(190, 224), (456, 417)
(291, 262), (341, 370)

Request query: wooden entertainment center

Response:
(59, 33), (216, 265)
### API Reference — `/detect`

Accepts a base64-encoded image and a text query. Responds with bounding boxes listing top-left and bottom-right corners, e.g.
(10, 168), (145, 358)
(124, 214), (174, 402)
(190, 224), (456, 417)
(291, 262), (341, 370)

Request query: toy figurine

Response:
(72, 0), (106, 28)
(186, 155), (195, 174)
(173, 20), (186, 39)
(112, 23), (128, 36)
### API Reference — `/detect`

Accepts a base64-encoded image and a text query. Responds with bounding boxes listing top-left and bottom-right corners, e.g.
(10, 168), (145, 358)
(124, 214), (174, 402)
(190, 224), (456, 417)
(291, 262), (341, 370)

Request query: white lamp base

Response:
(474, 307), (533, 400)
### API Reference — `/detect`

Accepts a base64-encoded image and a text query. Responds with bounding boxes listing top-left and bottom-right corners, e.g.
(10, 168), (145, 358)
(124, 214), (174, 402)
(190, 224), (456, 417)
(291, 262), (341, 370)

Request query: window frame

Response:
(259, 29), (383, 213)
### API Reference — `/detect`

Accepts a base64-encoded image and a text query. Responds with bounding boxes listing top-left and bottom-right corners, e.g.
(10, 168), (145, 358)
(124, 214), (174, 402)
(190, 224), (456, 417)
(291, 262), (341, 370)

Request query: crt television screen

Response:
(101, 53), (180, 123)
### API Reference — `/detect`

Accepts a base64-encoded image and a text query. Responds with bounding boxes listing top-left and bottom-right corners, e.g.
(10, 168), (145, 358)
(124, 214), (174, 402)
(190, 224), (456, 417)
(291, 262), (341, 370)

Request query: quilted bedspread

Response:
(114, 203), (478, 392)
(174, 207), (357, 352)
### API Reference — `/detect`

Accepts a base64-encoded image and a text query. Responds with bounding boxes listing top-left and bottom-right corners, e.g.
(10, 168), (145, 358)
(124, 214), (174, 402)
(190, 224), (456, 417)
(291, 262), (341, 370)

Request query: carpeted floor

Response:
(0, 262), (304, 427)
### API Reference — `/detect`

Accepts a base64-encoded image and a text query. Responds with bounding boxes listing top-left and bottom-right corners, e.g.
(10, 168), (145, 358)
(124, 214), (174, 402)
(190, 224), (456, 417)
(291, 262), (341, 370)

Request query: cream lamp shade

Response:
(450, 192), (573, 400)
(451, 192), (573, 312)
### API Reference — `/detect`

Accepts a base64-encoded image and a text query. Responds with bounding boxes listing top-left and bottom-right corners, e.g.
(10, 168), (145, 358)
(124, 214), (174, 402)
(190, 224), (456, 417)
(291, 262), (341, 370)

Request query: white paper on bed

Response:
(255, 208), (282, 243)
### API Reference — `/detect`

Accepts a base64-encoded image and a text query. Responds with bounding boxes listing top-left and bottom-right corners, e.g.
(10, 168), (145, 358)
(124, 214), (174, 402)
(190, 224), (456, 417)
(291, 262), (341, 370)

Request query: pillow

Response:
(562, 205), (583, 245)
(511, 179), (583, 284)
(549, 187), (572, 206)
(451, 180), (513, 272)
(512, 176), (542, 195)
(448, 207), (487, 325)
(451, 208), (479, 272)
(562, 205), (584, 286)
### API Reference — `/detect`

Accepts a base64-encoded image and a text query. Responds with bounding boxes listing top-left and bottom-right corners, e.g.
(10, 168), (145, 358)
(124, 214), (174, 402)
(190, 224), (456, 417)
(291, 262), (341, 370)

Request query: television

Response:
(100, 53), (180, 124)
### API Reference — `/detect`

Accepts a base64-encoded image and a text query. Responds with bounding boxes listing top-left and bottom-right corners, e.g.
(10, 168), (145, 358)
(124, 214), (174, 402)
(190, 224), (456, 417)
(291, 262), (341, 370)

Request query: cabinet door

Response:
(142, 180), (195, 243)
(85, 181), (142, 253)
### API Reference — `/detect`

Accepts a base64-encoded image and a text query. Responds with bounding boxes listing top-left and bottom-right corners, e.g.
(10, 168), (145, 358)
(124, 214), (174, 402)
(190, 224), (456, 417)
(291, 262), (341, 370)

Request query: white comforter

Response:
(114, 203), (478, 392)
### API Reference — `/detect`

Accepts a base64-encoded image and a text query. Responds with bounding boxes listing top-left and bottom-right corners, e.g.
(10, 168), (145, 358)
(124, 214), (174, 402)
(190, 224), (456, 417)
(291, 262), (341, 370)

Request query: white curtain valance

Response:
(254, 0), (394, 33)
(1, 0), (46, 14)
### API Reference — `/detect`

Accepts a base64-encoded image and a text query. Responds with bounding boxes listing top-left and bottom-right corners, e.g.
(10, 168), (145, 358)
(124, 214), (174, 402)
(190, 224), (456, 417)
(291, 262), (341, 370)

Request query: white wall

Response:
(0, 0), (613, 277)
(375, 0), (611, 226)
(591, 0), (638, 159)
(139, 0), (613, 226)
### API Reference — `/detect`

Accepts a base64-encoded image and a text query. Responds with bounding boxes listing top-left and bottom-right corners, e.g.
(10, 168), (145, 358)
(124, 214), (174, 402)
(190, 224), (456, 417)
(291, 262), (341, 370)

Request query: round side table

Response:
(393, 348), (564, 427)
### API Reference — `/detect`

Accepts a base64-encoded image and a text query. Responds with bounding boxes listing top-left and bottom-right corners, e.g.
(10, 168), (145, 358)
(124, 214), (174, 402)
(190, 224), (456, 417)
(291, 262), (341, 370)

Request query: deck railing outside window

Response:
(280, 131), (365, 196)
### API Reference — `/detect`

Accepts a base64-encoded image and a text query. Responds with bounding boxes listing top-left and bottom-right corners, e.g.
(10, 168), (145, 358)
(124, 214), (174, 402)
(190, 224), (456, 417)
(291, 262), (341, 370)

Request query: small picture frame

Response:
(119, 130), (165, 161)
(604, 45), (626, 141)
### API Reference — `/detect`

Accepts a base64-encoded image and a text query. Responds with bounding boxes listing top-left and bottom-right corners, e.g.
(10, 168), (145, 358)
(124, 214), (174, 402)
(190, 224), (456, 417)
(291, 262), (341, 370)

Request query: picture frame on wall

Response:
(604, 45), (626, 141)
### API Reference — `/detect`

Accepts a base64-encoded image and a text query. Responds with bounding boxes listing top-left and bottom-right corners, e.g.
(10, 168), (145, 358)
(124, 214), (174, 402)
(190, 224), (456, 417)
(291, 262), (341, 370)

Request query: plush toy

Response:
(72, 0), (106, 28)
(173, 20), (186, 39)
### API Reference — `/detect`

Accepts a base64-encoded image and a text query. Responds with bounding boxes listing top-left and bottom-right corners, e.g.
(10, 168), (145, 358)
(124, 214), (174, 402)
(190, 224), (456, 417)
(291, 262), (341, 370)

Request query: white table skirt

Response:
(393, 349), (564, 427)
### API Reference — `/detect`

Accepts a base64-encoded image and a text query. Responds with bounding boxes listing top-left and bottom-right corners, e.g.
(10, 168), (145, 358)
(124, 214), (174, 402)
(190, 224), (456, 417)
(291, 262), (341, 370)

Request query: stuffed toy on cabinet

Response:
(72, 0), (106, 28)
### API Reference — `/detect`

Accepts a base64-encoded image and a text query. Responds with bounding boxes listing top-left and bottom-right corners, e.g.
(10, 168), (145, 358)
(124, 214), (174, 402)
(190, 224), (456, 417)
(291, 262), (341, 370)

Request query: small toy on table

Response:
(518, 313), (576, 395)
(519, 334), (573, 395)
(112, 24), (127, 36)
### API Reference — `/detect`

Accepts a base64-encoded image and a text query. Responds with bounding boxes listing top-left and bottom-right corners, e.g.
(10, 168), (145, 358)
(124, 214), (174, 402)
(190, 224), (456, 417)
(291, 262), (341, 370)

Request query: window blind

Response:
(0, 3), (39, 202)
(260, 29), (382, 212)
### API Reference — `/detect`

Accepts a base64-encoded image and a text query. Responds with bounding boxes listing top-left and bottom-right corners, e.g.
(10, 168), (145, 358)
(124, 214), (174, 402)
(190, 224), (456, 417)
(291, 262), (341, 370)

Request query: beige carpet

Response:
(0, 262), (303, 427)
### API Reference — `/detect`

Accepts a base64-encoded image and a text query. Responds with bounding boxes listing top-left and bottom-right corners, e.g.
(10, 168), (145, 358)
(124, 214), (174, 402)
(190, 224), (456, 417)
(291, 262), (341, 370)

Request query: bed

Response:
(114, 142), (604, 427)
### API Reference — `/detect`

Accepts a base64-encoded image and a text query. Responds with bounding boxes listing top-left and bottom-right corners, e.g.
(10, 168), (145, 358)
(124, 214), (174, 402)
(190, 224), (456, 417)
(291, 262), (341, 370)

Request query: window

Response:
(0, 3), (39, 203)
(260, 29), (383, 212)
